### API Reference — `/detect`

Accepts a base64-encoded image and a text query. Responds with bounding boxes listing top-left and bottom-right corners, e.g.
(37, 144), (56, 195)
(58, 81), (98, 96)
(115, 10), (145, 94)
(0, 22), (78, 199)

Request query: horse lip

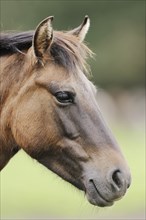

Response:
(85, 179), (114, 207)
(91, 179), (111, 203)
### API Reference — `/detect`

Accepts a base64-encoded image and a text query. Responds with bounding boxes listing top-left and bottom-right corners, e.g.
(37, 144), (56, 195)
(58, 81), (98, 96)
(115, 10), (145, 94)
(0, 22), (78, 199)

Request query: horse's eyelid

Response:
(47, 84), (59, 94)
(70, 91), (76, 97)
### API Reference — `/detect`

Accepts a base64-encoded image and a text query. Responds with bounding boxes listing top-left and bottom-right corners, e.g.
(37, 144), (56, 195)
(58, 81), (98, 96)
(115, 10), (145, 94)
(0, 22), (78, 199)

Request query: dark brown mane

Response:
(0, 32), (33, 56)
(0, 31), (93, 72)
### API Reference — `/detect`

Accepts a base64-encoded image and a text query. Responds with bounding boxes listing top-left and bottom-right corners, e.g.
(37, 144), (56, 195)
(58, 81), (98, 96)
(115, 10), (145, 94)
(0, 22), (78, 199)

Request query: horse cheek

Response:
(11, 97), (60, 156)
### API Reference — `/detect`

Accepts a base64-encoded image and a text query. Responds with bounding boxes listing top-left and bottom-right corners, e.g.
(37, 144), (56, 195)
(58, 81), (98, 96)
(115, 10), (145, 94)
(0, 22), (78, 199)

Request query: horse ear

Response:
(69, 16), (90, 42)
(33, 16), (54, 59)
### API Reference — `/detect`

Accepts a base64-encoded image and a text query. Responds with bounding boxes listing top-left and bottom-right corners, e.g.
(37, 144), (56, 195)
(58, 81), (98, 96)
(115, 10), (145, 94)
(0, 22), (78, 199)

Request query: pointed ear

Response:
(69, 15), (90, 42)
(33, 16), (54, 59)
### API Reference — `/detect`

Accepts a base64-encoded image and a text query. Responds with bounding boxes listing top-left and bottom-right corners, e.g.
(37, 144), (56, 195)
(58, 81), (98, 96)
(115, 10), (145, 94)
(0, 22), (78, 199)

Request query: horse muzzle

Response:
(83, 168), (131, 207)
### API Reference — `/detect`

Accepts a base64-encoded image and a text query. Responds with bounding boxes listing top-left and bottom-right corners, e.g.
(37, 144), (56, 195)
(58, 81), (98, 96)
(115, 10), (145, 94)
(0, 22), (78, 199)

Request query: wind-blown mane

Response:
(0, 32), (33, 55)
(0, 31), (93, 72)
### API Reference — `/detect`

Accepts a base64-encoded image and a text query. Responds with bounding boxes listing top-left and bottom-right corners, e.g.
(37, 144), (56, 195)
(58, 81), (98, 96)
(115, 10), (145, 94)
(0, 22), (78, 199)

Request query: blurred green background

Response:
(0, 0), (145, 219)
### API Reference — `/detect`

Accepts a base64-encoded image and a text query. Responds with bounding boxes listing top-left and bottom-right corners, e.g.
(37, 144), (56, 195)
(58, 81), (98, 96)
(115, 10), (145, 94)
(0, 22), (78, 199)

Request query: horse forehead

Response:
(73, 72), (97, 95)
(40, 63), (96, 95)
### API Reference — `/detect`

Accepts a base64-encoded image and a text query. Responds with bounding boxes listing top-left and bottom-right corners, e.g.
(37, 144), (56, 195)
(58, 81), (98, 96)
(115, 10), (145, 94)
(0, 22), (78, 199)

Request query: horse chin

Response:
(85, 189), (114, 207)
(70, 176), (114, 207)
(84, 179), (115, 207)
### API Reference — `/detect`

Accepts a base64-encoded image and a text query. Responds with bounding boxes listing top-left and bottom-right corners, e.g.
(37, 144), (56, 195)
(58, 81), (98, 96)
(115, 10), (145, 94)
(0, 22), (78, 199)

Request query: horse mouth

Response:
(85, 180), (114, 207)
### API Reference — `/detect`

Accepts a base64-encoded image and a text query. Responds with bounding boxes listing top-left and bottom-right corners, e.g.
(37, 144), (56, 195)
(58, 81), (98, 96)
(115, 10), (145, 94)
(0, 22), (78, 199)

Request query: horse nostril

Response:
(110, 169), (131, 192)
(127, 182), (130, 189)
(112, 170), (123, 189)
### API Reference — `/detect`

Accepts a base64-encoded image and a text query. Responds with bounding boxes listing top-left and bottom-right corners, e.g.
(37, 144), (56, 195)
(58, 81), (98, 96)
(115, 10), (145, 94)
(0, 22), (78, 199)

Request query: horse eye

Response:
(55, 91), (74, 104)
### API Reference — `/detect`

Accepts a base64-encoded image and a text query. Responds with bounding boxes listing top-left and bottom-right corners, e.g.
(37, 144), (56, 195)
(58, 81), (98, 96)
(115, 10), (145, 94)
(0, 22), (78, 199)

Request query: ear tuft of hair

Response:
(33, 16), (54, 59)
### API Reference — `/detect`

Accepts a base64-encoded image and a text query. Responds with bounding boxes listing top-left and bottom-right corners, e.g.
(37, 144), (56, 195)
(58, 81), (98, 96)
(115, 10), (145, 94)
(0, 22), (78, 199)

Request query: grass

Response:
(0, 126), (145, 219)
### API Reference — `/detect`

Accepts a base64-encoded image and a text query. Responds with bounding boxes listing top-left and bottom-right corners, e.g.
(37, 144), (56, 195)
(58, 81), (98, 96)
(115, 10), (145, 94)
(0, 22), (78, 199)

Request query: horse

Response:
(0, 16), (131, 207)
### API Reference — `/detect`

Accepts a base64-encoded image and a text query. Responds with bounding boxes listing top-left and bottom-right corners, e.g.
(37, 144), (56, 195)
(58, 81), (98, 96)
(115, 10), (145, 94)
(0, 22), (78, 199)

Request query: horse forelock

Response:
(51, 32), (93, 74)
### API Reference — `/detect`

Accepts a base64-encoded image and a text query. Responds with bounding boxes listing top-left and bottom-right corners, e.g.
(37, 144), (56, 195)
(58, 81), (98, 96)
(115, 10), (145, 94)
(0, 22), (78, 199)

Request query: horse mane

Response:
(0, 32), (33, 56)
(0, 31), (93, 72)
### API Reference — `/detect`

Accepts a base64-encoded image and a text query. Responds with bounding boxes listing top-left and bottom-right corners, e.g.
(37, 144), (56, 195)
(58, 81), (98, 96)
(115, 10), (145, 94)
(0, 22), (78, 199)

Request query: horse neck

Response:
(0, 49), (34, 151)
